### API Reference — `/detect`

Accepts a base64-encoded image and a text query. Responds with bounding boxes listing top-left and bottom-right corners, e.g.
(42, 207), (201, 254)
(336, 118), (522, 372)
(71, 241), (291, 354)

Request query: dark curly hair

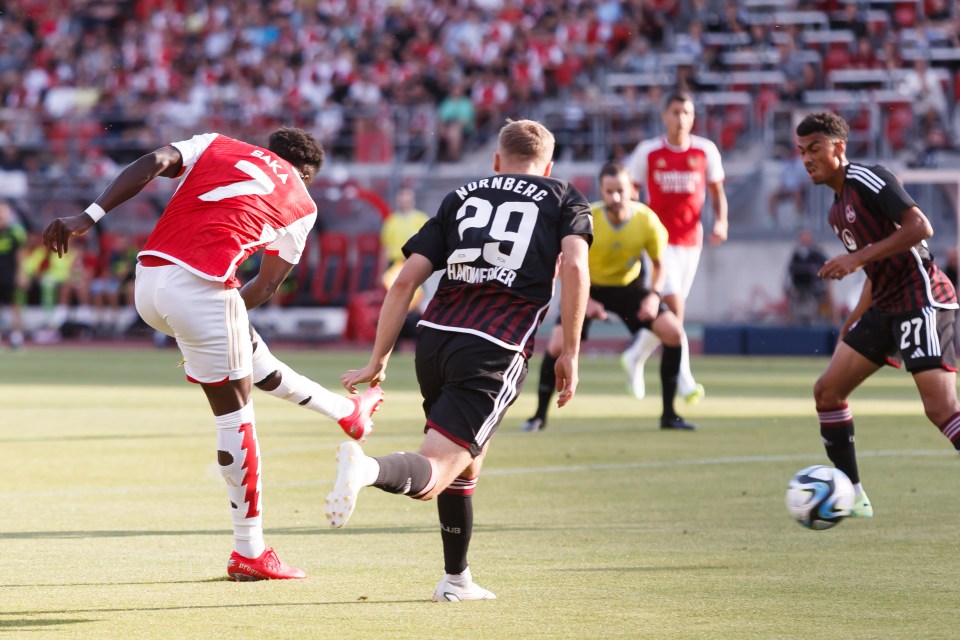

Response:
(267, 127), (325, 173)
(795, 112), (849, 142)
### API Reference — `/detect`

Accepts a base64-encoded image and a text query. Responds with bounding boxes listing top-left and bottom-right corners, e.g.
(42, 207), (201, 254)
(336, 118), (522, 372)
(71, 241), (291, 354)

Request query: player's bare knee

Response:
(813, 376), (843, 407)
(924, 402), (957, 427)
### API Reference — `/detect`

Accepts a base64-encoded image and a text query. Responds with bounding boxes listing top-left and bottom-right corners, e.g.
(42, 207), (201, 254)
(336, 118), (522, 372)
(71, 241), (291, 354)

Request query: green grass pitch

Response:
(0, 346), (958, 639)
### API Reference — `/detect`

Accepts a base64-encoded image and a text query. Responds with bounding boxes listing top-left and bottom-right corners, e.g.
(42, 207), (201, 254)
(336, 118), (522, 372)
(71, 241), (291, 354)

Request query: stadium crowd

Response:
(0, 0), (958, 169)
(0, 0), (959, 344)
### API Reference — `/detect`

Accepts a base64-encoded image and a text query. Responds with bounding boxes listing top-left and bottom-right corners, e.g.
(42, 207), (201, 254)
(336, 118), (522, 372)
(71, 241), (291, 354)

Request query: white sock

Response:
(215, 401), (265, 559)
(448, 566), (473, 584)
(252, 339), (353, 421)
(677, 332), (698, 396)
(854, 483), (864, 496)
(634, 329), (661, 367)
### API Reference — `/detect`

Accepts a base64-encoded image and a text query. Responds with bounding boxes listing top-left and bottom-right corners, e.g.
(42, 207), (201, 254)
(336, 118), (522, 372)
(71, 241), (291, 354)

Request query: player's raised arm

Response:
(341, 253), (435, 393)
(41, 146), (184, 257)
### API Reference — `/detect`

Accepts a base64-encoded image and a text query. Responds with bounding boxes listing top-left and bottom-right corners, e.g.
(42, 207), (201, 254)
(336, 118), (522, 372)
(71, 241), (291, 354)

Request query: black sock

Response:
(819, 423), (860, 484)
(438, 491), (473, 575)
(660, 345), (681, 418)
(534, 353), (558, 421)
(373, 452), (434, 496)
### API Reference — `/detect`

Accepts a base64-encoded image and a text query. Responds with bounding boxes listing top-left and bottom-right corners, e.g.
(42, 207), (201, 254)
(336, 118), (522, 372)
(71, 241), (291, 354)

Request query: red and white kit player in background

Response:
(41, 128), (384, 581)
(623, 91), (728, 406)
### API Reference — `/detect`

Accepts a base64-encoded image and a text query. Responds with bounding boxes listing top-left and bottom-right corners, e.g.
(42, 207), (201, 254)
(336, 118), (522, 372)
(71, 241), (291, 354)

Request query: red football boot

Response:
(227, 548), (306, 581)
(338, 386), (384, 441)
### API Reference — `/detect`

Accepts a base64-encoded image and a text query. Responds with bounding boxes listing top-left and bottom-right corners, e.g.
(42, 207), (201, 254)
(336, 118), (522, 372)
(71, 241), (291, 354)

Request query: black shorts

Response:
(0, 278), (14, 305)
(581, 278), (669, 340)
(415, 327), (528, 457)
(844, 305), (957, 372)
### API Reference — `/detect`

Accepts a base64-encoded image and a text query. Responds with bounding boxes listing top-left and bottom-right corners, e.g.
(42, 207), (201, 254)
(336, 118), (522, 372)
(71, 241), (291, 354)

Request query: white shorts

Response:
(661, 244), (702, 300)
(135, 264), (252, 384)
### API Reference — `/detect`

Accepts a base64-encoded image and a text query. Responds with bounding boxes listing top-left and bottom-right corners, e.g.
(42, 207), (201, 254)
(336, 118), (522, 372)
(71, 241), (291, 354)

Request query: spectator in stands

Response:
(89, 232), (137, 337)
(0, 200), (26, 348)
(53, 236), (96, 334)
(898, 57), (948, 123)
(437, 81), (475, 162)
(829, 3), (868, 39)
(785, 228), (834, 326)
(850, 35), (881, 70)
(768, 143), (809, 227)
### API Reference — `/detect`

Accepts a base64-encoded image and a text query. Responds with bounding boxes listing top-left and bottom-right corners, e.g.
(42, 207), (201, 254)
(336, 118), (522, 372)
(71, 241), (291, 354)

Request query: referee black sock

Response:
(373, 452), (435, 496)
(818, 406), (860, 484)
(438, 491), (473, 575)
(534, 353), (558, 421)
(660, 345), (681, 418)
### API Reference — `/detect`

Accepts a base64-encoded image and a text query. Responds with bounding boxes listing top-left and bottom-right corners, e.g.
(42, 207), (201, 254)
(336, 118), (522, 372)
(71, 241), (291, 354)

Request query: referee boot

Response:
(660, 414), (697, 431)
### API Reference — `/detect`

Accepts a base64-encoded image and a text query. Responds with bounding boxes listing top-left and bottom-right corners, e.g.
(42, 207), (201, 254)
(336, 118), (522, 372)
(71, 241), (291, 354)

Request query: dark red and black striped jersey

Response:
(403, 173), (593, 355)
(829, 163), (957, 312)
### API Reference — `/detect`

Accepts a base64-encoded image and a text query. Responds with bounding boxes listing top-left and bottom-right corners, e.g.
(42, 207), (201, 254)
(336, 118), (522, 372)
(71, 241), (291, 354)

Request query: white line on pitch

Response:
(3, 449), (952, 499)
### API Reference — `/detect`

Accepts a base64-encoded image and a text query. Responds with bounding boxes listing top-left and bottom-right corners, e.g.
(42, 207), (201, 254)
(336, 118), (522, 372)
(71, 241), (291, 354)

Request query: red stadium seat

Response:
(272, 229), (315, 306)
(311, 231), (350, 306)
(823, 47), (852, 74)
(885, 103), (914, 151)
(349, 231), (384, 295)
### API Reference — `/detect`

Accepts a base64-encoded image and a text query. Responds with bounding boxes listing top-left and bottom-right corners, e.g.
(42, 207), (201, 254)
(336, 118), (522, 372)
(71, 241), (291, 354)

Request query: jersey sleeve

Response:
(264, 212), (316, 265)
(625, 140), (650, 187)
(704, 138), (725, 184)
(864, 164), (917, 223)
(641, 207), (668, 261)
(560, 185), (594, 245)
(170, 133), (220, 170)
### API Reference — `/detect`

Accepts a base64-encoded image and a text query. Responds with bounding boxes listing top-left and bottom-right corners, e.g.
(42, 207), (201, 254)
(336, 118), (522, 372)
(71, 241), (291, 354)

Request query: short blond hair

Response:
(497, 119), (555, 164)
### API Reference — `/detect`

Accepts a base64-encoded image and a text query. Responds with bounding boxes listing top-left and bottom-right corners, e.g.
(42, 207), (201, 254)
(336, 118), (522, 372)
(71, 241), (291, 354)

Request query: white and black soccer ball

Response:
(785, 465), (855, 530)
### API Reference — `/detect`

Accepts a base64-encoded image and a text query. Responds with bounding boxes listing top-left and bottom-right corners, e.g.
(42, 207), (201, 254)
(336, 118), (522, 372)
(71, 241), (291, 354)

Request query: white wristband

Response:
(84, 203), (106, 223)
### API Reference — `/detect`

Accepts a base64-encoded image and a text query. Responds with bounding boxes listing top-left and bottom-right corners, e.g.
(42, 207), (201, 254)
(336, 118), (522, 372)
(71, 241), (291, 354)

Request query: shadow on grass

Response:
(0, 617), (95, 629)
(553, 565), (729, 573)
(0, 525), (442, 540)
(0, 598), (429, 617)
(0, 577), (230, 588)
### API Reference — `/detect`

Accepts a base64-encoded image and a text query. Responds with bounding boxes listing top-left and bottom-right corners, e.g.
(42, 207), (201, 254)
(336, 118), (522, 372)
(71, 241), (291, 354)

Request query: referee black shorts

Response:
(415, 327), (528, 457)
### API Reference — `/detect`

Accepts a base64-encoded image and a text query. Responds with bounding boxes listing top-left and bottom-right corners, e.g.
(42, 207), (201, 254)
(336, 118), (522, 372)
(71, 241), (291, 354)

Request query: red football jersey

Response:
(626, 135), (724, 247)
(139, 133), (318, 288)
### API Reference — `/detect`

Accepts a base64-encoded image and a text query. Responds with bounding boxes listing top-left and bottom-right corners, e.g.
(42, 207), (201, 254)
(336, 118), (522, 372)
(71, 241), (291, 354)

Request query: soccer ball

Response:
(785, 465), (855, 530)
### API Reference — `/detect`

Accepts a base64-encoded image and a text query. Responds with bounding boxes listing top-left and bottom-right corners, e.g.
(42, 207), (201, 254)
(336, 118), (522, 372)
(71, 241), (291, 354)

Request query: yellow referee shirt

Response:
(381, 209), (430, 263)
(588, 200), (668, 287)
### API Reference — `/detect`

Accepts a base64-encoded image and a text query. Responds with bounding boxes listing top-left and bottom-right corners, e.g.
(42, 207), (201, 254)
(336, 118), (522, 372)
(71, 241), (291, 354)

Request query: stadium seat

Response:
(823, 47), (852, 74)
(311, 231), (350, 306)
(885, 103), (914, 151)
(349, 231), (384, 295)
(273, 229), (315, 306)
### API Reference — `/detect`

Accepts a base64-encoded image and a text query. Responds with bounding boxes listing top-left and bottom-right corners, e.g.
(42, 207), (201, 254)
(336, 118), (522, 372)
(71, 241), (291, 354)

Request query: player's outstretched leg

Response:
(325, 442), (436, 528)
(251, 328), (383, 440)
(325, 441), (377, 528)
(433, 567), (497, 602)
(338, 386), (384, 441)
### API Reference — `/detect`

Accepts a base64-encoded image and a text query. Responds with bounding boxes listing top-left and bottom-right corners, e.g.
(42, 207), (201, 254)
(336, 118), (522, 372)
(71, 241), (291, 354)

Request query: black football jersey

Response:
(828, 163), (957, 312)
(403, 173), (593, 354)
